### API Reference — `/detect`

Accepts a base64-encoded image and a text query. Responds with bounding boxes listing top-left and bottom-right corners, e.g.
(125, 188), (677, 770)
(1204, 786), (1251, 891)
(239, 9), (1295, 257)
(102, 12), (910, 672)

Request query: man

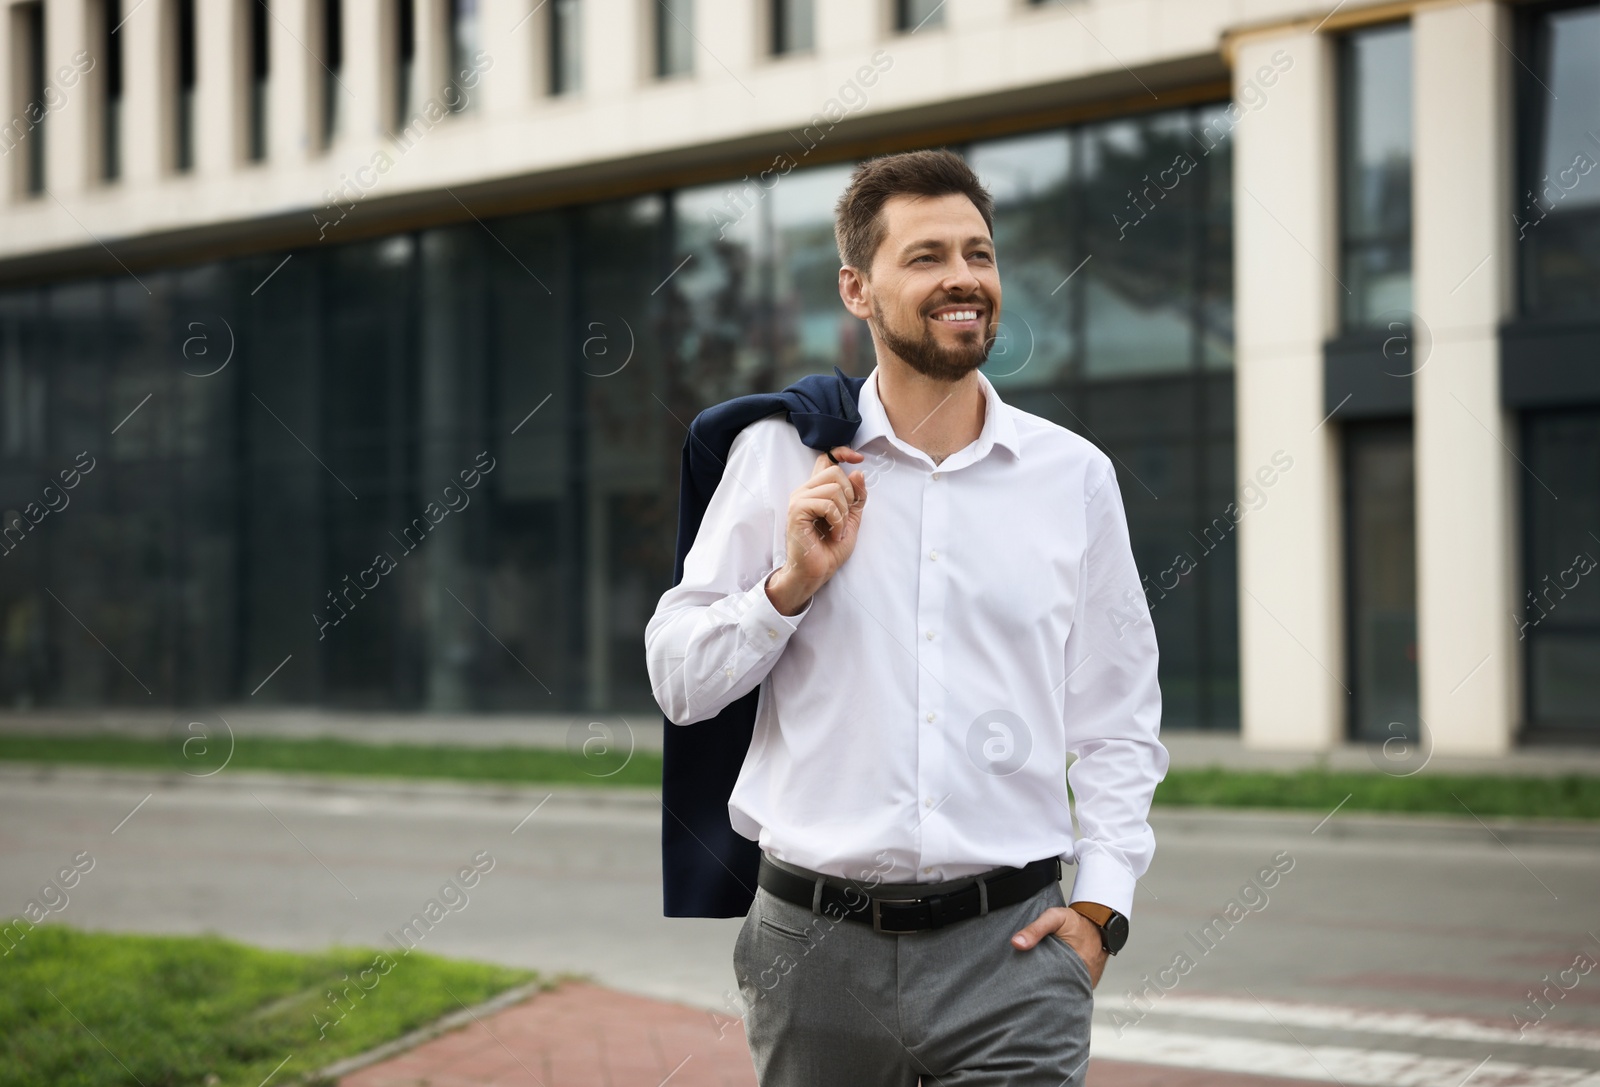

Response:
(645, 149), (1166, 1086)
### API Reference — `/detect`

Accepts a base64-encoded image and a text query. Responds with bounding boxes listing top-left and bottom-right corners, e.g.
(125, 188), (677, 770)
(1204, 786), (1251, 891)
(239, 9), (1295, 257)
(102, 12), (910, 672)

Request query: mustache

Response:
(923, 297), (991, 315)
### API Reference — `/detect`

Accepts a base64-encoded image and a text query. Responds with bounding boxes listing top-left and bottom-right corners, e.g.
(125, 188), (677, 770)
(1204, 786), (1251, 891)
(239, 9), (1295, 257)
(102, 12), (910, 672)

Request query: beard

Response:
(870, 293), (997, 383)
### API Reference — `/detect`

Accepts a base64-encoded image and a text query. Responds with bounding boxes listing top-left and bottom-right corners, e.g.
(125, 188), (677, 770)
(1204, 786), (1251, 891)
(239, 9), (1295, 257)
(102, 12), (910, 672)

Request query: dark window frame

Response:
(174, 0), (196, 172)
(771, 0), (814, 55)
(655, 0), (694, 79)
(248, 0), (270, 162)
(1334, 19), (1414, 334)
(549, 0), (581, 95)
(102, 0), (123, 182)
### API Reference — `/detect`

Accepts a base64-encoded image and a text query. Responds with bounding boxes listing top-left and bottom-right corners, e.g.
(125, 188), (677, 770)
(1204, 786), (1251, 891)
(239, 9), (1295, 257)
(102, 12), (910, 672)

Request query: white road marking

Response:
(1091, 1028), (1600, 1086)
(1098, 994), (1600, 1053)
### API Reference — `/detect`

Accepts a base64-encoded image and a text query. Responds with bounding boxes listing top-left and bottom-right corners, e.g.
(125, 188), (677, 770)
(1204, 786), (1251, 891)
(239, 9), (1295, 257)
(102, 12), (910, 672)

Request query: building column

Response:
(42, 0), (91, 195)
(343, 0), (383, 142)
(481, 0), (535, 114)
(119, 0), (166, 183)
(1232, 29), (1345, 751)
(584, 0), (634, 94)
(1412, 0), (1518, 755)
(194, 0), (243, 173)
(268, 0), (312, 163)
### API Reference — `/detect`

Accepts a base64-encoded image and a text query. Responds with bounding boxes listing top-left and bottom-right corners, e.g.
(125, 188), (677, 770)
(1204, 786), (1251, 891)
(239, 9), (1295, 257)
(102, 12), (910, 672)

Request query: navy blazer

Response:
(662, 365), (869, 918)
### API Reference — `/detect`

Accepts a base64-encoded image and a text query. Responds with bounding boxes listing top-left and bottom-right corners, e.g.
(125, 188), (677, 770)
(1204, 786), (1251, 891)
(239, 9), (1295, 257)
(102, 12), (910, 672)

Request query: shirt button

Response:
(767, 628), (778, 639)
(924, 797), (936, 808)
(928, 549), (939, 561)
(925, 630), (935, 640)
(725, 668), (734, 677)
(926, 712), (935, 722)
(931, 473), (941, 481)
(922, 867), (934, 874)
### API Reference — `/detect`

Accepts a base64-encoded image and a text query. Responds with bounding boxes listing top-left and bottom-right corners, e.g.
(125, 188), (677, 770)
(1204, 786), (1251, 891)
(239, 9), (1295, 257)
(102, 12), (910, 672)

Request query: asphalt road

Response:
(4, 766), (1599, 1086)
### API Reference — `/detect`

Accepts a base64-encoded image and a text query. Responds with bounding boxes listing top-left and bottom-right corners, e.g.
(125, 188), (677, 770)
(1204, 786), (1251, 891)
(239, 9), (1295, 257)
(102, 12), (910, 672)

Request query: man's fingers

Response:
(1011, 908), (1071, 950)
(797, 481), (852, 526)
(794, 496), (845, 538)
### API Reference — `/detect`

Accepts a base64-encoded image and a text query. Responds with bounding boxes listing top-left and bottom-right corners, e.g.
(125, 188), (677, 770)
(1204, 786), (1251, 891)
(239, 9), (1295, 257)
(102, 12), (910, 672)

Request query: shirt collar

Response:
(854, 366), (1022, 465)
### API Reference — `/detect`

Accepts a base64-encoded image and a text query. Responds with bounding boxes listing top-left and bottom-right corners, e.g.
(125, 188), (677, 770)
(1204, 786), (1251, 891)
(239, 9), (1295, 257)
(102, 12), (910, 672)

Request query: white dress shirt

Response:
(645, 366), (1167, 916)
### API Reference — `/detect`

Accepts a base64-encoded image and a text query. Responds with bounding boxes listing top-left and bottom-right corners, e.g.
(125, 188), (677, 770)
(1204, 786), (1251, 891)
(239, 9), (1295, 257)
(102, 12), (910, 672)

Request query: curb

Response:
(0, 761), (662, 813)
(305, 978), (561, 1085)
(1150, 804), (1600, 849)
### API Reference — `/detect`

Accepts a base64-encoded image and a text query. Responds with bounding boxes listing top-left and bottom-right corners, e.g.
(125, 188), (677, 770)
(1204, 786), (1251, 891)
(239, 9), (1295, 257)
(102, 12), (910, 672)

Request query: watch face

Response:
(1103, 912), (1130, 953)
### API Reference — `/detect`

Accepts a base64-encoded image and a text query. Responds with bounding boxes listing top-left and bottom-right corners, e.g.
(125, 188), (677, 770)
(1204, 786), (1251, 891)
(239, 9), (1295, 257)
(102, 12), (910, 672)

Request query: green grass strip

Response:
(0, 924), (539, 1087)
(1155, 766), (1600, 821)
(2, 733), (1598, 820)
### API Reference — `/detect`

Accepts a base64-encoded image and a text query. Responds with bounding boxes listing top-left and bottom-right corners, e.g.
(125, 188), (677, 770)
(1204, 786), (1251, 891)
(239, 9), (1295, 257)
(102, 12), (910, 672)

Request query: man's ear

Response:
(839, 266), (873, 320)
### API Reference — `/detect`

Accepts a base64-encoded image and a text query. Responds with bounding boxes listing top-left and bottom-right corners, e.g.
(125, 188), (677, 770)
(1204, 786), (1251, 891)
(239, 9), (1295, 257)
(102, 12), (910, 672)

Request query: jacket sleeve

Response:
(646, 423), (814, 726)
(1058, 456), (1169, 918)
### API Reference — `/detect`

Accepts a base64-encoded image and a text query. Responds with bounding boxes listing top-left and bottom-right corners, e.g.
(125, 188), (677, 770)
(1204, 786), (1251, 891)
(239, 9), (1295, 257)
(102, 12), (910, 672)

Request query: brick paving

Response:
(338, 981), (1324, 1087)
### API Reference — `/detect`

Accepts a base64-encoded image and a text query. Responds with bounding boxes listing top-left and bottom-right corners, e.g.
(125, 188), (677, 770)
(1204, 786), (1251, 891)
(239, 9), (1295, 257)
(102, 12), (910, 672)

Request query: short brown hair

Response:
(834, 149), (995, 274)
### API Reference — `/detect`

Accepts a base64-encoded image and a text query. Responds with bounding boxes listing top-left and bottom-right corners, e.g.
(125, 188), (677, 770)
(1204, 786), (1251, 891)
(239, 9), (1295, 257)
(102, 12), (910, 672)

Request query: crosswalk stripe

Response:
(1090, 1028), (1600, 1087)
(1095, 994), (1600, 1053)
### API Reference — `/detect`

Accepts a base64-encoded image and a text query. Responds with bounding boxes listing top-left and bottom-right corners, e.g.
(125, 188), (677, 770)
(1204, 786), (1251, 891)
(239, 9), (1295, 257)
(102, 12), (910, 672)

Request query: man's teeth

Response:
(936, 310), (979, 322)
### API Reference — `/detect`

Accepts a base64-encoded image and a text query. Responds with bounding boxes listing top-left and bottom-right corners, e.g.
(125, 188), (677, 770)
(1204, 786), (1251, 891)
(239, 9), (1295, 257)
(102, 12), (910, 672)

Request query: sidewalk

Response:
(328, 980), (1326, 1087)
(3, 708), (1599, 777)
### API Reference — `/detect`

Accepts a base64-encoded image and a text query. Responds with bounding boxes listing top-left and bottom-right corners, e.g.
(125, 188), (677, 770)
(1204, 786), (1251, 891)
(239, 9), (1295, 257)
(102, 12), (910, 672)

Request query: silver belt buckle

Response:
(871, 895), (915, 934)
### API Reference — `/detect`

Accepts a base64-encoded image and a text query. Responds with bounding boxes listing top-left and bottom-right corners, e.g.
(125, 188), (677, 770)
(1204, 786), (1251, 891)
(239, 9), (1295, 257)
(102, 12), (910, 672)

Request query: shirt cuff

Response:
(1063, 848), (1136, 919)
(737, 564), (812, 651)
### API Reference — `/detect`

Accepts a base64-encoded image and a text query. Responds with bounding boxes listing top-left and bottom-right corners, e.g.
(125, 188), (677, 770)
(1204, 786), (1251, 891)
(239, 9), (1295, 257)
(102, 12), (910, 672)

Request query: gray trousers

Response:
(733, 872), (1093, 1086)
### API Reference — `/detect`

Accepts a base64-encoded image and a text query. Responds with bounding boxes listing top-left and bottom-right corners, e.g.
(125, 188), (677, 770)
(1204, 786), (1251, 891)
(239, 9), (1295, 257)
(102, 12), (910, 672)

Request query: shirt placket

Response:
(914, 465), (950, 878)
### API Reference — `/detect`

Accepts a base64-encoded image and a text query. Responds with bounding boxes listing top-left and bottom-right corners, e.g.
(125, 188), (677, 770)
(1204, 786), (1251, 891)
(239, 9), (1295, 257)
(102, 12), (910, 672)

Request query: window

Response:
(772, 0), (813, 55)
(1516, 2), (1600, 318)
(549, 0), (581, 95)
(102, 0), (123, 181)
(1343, 420), (1418, 743)
(13, 1), (46, 196)
(1521, 408), (1600, 737)
(322, 0), (344, 146)
(174, 0), (196, 171)
(1337, 23), (1413, 330)
(895, 0), (944, 32)
(395, 0), (415, 127)
(249, 0), (270, 161)
(447, 0), (479, 112)
(656, 0), (693, 78)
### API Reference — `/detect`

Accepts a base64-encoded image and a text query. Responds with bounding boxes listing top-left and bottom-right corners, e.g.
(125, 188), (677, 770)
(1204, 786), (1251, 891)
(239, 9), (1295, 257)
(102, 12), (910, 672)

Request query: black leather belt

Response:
(757, 854), (1061, 934)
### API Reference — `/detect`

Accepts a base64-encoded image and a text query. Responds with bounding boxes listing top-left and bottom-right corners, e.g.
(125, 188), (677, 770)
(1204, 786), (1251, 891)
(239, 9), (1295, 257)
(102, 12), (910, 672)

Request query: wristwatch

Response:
(1068, 901), (1130, 955)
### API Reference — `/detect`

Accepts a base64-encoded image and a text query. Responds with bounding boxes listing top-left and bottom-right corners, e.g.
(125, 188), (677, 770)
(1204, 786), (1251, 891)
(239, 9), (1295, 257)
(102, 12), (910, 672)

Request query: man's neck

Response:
(874, 359), (986, 464)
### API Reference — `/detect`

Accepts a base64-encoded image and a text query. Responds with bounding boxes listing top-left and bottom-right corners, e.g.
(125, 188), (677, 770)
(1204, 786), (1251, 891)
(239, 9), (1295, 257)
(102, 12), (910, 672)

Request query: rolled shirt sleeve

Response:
(646, 423), (813, 726)
(1058, 457), (1169, 918)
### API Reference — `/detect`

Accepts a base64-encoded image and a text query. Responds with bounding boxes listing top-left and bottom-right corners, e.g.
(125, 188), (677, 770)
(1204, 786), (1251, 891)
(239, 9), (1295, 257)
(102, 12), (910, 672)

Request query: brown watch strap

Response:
(1068, 901), (1114, 927)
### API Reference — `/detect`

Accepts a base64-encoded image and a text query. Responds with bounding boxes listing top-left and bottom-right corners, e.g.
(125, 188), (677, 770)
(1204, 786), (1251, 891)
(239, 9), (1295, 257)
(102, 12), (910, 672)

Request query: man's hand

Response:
(1011, 906), (1110, 988)
(766, 447), (868, 616)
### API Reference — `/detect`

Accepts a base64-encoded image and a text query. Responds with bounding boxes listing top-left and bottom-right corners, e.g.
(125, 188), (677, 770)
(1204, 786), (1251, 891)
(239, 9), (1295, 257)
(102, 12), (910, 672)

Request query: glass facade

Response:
(772, 0), (814, 55)
(0, 105), (1237, 727)
(897, 0), (945, 32)
(1515, 2), (1600, 738)
(1338, 22), (1413, 329)
(657, 0), (694, 78)
(1343, 421), (1418, 743)
(102, 0), (123, 182)
(1517, 2), (1600, 317)
(447, 0), (480, 112)
(549, 0), (582, 95)
(1521, 411), (1600, 736)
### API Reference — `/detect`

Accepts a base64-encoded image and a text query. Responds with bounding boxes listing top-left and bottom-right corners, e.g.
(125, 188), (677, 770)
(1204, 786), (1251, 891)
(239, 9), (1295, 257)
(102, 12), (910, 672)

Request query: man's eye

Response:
(913, 255), (937, 264)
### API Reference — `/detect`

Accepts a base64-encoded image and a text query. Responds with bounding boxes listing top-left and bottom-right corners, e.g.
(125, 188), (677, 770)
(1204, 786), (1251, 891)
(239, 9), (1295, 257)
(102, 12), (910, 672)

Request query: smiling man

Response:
(646, 149), (1167, 1086)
